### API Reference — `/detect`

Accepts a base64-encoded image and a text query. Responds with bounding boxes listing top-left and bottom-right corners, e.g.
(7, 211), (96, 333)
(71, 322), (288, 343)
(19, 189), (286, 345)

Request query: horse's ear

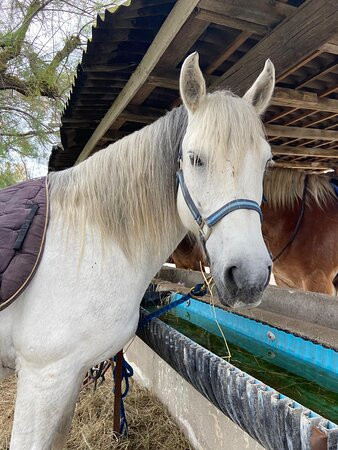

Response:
(243, 59), (275, 115)
(180, 52), (206, 113)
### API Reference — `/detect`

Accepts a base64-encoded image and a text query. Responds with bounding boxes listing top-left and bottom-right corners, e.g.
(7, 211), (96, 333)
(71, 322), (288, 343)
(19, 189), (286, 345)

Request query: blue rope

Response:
(138, 283), (208, 328)
(112, 282), (208, 437)
(112, 355), (134, 436)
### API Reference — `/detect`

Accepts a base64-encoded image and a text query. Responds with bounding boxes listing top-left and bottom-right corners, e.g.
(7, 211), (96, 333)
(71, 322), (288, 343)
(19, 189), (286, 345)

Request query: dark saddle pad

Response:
(0, 177), (48, 311)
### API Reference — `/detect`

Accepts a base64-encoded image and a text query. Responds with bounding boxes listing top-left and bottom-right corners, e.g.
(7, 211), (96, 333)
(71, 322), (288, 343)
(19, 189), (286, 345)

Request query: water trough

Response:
(129, 267), (338, 450)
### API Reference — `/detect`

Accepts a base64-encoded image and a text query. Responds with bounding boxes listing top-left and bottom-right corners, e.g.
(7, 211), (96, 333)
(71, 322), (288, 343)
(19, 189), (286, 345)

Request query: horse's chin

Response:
(214, 283), (264, 310)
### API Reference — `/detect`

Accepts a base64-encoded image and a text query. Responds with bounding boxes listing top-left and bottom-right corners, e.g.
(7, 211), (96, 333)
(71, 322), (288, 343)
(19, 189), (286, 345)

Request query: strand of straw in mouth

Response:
(199, 261), (232, 362)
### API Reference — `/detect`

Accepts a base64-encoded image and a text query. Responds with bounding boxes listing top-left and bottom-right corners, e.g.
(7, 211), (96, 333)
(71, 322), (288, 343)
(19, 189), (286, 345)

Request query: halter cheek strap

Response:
(176, 169), (262, 245)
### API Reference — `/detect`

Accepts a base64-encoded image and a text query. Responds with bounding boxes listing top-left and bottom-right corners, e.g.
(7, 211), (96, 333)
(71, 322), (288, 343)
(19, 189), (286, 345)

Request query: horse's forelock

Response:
(184, 90), (265, 172)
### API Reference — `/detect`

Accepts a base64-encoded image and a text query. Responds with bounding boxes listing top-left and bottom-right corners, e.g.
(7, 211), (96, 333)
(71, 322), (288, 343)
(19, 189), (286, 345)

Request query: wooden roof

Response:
(49, 0), (338, 175)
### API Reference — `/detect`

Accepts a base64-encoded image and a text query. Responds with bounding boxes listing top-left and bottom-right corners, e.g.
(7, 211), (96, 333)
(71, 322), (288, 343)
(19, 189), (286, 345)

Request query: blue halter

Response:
(176, 169), (262, 247)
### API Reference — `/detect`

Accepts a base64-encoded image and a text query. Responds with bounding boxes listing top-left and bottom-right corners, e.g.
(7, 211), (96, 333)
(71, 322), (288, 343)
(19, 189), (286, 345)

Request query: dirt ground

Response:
(0, 372), (192, 450)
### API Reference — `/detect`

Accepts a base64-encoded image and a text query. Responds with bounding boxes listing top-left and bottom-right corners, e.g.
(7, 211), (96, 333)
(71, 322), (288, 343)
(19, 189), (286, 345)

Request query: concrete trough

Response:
(126, 267), (338, 450)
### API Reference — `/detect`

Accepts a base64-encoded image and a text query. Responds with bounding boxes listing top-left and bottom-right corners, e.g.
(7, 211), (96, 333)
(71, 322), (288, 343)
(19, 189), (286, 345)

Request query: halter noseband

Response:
(176, 164), (262, 250)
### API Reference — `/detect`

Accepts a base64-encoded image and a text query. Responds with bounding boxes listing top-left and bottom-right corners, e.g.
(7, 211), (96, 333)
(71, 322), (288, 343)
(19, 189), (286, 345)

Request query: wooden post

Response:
(113, 350), (124, 434)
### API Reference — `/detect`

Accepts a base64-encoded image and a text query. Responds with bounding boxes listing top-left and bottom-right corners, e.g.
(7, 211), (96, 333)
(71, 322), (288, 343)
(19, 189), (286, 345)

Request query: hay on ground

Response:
(0, 372), (192, 450)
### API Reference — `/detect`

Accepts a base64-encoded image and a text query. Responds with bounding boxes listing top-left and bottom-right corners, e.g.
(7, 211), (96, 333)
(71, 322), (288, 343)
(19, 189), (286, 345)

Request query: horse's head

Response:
(177, 53), (275, 309)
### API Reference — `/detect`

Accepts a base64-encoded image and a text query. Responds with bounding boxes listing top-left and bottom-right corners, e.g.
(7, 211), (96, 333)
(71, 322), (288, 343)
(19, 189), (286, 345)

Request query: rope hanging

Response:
(112, 354), (134, 436)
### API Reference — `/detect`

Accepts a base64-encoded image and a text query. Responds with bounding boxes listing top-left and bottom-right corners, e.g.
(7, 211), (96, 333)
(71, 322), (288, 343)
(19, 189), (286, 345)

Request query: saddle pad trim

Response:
(0, 178), (49, 312)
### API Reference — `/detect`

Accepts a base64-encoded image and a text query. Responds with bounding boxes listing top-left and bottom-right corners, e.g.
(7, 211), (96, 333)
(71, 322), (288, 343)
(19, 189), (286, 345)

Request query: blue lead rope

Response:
(114, 282), (208, 437)
(138, 283), (208, 328)
(112, 355), (134, 436)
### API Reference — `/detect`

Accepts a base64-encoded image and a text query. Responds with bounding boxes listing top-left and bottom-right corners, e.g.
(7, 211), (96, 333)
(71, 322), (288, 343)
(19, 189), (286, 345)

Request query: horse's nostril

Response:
(225, 265), (239, 288)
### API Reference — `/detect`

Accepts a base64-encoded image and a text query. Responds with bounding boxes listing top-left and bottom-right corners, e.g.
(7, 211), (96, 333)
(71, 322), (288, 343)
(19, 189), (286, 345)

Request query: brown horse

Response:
(170, 169), (338, 295)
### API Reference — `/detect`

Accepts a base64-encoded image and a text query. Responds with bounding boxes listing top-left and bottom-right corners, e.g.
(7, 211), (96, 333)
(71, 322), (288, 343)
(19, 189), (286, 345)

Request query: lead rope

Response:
(111, 281), (209, 437)
(112, 354), (133, 436)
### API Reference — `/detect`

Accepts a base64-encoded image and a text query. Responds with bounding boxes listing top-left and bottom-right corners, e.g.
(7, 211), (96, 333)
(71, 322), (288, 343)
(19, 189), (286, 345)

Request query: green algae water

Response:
(148, 307), (338, 423)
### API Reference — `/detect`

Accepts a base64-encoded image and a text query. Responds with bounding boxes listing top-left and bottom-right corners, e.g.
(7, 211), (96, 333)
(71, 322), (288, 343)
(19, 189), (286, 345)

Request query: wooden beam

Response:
(273, 161), (335, 172)
(156, 12), (209, 68)
(75, 0), (200, 163)
(313, 139), (337, 148)
(271, 145), (338, 159)
(211, 0), (338, 95)
(270, 88), (338, 113)
(195, 8), (269, 36)
(127, 70), (338, 114)
(295, 61), (338, 90)
(198, 0), (295, 28)
(148, 72), (179, 90)
(121, 105), (163, 124)
(148, 70), (217, 90)
(62, 118), (101, 124)
(76, 89), (121, 95)
(321, 43), (338, 54)
(268, 112), (338, 144)
(265, 124), (338, 141)
(319, 84), (338, 97)
(132, 12), (210, 105)
(205, 31), (251, 75)
(265, 81), (337, 125)
(320, 33), (338, 55)
(82, 64), (137, 72)
(276, 51), (322, 82)
(111, 11), (210, 131)
(99, 130), (128, 142)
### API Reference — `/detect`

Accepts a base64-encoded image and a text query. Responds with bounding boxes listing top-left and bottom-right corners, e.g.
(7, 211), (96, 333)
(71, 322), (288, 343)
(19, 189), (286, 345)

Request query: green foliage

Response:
(0, 0), (122, 185)
(0, 161), (26, 189)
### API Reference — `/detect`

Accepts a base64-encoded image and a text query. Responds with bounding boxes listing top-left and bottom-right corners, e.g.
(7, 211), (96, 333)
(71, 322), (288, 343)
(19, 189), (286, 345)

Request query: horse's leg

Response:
(10, 359), (86, 450)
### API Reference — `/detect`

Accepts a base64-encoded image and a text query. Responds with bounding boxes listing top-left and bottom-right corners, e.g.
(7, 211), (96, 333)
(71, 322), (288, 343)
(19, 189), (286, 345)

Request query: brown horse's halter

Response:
(272, 175), (308, 262)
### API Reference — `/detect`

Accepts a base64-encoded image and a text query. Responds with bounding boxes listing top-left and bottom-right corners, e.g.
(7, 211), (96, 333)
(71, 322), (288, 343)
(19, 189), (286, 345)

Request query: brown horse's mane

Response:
(263, 168), (335, 210)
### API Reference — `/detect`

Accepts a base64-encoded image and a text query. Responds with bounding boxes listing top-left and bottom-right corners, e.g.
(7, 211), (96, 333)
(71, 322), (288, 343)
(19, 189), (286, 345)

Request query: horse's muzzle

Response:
(213, 260), (271, 309)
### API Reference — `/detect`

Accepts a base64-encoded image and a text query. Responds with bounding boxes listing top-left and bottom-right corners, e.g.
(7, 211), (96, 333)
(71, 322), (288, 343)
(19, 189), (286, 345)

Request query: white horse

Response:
(0, 53), (275, 449)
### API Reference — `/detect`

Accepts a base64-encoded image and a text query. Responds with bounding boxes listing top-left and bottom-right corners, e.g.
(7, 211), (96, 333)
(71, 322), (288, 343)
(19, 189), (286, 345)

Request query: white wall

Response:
(126, 337), (264, 450)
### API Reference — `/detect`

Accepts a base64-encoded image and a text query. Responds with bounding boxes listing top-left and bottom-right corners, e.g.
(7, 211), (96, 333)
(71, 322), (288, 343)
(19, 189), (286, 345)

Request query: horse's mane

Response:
(48, 106), (187, 259)
(48, 90), (264, 259)
(264, 168), (335, 210)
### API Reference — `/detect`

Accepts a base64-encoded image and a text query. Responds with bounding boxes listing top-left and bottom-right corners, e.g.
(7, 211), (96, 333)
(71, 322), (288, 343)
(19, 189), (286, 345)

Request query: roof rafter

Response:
(271, 145), (338, 159)
(211, 0), (338, 94)
(76, 0), (201, 163)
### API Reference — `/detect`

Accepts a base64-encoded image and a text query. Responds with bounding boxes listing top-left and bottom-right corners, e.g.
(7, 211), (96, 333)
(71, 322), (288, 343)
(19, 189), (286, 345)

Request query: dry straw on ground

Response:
(0, 373), (192, 450)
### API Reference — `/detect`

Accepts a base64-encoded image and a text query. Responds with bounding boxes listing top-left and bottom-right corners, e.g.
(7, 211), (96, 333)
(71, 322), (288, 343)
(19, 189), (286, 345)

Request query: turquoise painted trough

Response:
(138, 267), (338, 450)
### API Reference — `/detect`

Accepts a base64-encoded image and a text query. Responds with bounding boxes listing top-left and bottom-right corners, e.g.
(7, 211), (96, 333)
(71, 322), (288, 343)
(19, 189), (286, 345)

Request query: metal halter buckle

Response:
(198, 219), (211, 241)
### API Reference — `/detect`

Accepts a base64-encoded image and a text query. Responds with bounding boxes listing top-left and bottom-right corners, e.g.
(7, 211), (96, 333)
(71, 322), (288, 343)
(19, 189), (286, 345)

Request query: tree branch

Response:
(0, 130), (56, 138)
(0, 106), (57, 133)
(0, 0), (53, 70)
(47, 34), (81, 73)
(0, 71), (59, 98)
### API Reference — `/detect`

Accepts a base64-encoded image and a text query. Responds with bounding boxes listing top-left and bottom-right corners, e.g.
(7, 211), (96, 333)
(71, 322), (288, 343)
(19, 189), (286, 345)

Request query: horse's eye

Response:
(265, 158), (274, 169)
(189, 154), (204, 167)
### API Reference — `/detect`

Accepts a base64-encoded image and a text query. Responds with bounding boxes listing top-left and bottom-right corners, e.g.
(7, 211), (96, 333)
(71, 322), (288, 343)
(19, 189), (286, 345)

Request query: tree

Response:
(0, 0), (123, 186)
